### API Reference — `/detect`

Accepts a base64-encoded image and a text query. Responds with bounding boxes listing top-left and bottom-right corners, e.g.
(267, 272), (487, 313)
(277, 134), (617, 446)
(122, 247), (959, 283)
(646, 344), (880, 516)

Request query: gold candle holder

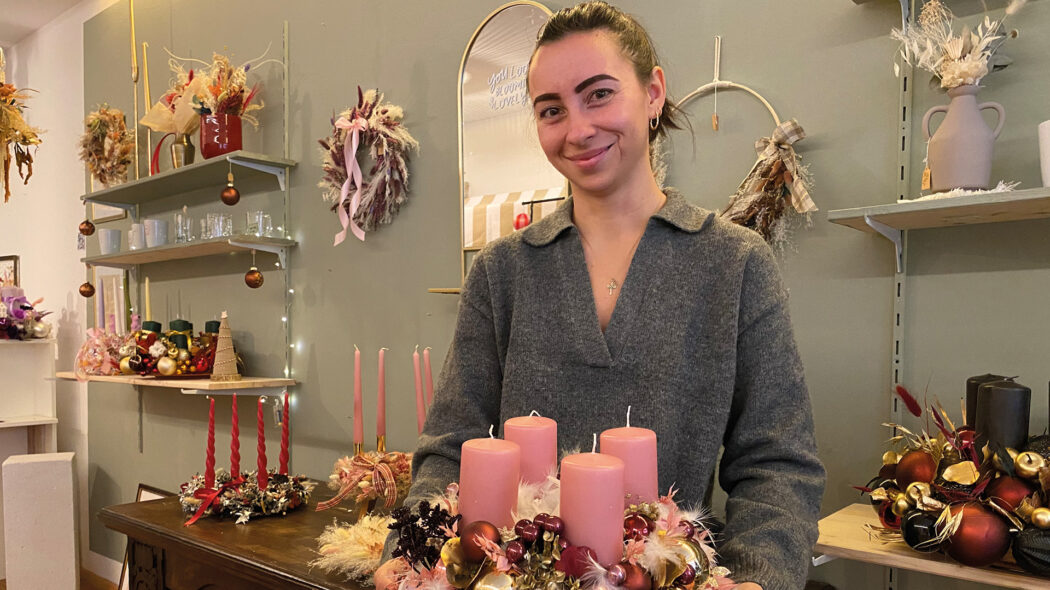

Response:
(353, 442), (364, 457)
(377, 435), (386, 453)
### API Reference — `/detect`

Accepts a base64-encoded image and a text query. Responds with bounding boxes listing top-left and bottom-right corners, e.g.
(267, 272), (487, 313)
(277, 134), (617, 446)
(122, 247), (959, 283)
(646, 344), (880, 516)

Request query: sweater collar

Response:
(521, 188), (713, 247)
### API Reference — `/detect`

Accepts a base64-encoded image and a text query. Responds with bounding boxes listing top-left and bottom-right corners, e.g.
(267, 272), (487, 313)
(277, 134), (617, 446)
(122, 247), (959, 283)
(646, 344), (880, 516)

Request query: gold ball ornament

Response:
(31, 321), (51, 338)
(245, 267), (264, 289)
(473, 572), (514, 590)
(79, 219), (96, 236)
(1031, 507), (1050, 530)
(1015, 452), (1046, 480)
(177, 349), (191, 363)
(892, 495), (912, 517)
(221, 172), (240, 206)
(79, 282), (95, 298)
(119, 357), (135, 375)
(156, 356), (177, 376)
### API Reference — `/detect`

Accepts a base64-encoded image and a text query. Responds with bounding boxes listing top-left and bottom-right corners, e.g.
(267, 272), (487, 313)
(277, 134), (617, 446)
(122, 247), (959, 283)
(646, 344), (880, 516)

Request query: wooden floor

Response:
(0, 569), (116, 590)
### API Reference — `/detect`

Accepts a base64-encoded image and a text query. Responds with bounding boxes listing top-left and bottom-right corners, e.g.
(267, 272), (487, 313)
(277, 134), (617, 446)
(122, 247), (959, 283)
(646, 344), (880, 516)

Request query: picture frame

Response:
(91, 203), (127, 223)
(92, 266), (127, 334)
(0, 255), (19, 287)
(118, 484), (174, 590)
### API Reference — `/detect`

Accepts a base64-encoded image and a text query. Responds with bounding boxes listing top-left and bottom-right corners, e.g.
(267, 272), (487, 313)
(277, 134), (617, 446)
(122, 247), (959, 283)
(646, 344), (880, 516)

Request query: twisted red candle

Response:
(257, 396), (268, 489)
(230, 393), (240, 479)
(205, 397), (215, 489)
(279, 392), (289, 475)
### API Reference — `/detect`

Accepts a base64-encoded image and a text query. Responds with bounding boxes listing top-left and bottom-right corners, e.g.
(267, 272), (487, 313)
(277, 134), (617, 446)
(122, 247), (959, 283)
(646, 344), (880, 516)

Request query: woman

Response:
(385, 3), (825, 589)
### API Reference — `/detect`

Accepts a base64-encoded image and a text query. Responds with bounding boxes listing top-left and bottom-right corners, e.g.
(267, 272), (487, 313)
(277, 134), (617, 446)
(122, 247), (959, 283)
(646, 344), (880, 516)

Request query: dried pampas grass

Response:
(312, 514), (393, 580)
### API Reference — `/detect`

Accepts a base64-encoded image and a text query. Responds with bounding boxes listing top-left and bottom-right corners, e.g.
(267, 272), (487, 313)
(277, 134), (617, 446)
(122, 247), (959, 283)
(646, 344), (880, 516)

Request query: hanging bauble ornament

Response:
(901, 510), (941, 552)
(245, 266), (264, 289)
(79, 219), (96, 236)
(946, 502), (1012, 568)
(156, 356), (178, 376)
(984, 476), (1038, 512)
(895, 449), (937, 489)
(221, 171), (240, 206)
(514, 213), (530, 230)
(79, 282), (96, 298)
(1013, 527), (1050, 576)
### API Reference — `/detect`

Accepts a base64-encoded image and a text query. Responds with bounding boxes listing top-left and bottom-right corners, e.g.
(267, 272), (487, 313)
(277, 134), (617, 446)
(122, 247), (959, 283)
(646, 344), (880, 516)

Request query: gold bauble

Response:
(177, 349), (191, 362)
(882, 451), (900, 465)
(156, 356), (177, 376)
(892, 495), (912, 517)
(1031, 507), (1050, 529)
(674, 537), (711, 584)
(440, 538), (484, 589)
(1015, 452), (1046, 480)
(119, 357), (135, 375)
(905, 481), (932, 505)
(474, 572), (514, 590)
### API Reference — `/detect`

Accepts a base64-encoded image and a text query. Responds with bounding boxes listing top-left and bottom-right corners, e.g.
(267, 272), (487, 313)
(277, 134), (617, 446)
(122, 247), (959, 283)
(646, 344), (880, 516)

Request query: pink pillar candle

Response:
(377, 348), (387, 438)
(458, 438), (521, 529)
(423, 347), (435, 406)
(413, 347), (426, 434)
(560, 452), (625, 567)
(353, 346), (363, 445)
(504, 415), (557, 484)
(600, 426), (658, 504)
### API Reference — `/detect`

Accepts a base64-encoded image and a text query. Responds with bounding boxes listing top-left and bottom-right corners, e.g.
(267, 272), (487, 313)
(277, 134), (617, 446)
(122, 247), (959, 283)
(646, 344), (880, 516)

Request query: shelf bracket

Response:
(865, 216), (903, 273)
(180, 386), (290, 398)
(229, 155), (287, 191)
(87, 200), (139, 221)
(811, 554), (837, 567)
(228, 240), (288, 269)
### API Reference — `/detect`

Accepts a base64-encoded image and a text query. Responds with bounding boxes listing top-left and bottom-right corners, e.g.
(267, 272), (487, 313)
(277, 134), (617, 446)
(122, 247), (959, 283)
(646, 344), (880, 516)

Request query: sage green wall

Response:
(83, 1), (1050, 588)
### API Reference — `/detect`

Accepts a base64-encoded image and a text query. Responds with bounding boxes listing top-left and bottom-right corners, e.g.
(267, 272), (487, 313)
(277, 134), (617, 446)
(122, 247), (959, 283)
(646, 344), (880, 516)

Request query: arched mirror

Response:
(457, 1), (565, 283)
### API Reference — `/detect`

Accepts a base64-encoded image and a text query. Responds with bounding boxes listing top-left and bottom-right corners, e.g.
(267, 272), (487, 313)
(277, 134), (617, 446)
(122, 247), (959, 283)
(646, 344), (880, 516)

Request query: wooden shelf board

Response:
(55, 372), (295, 391)
(828, 186), (1050, 233)
(0, 338), (55, 345)
(0, 415), (57, 429)
(427, 288), (462, 295)
(816, 504), (1048, 589)
(82, 151), (296, 207)
(82, 235), (296, 267)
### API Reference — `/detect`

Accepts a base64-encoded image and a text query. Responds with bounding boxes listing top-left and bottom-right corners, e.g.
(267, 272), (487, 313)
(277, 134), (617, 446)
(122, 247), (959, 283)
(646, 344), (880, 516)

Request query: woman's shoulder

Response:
(663, 189), (767, 254)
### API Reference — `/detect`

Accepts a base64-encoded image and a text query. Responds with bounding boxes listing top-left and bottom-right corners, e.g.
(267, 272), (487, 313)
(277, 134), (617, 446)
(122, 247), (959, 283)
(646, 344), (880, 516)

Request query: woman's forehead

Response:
(528, 31), (631, 92)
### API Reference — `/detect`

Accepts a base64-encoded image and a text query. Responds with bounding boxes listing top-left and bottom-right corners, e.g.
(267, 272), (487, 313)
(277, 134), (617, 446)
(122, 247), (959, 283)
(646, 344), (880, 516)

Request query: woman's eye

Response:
(538, 106), (561, 119)
(590, 88), (613, 101)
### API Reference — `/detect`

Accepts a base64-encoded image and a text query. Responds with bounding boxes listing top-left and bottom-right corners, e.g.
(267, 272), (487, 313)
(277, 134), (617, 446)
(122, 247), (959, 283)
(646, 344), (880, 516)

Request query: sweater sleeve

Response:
(716, 241), (826, 590)
(382, 250), (505, 561)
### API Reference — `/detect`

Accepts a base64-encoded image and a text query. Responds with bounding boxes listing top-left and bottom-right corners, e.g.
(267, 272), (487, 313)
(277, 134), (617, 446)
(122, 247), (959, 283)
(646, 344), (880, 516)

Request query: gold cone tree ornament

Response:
(210, 311), (241, 382)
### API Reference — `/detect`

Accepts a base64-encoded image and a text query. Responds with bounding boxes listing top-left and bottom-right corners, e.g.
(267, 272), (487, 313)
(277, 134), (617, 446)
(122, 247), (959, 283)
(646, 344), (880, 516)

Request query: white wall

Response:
(1, 0), (121, 582)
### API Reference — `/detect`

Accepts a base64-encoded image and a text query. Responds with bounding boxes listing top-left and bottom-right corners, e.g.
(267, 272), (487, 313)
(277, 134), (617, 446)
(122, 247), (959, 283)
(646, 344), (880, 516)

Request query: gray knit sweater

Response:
(394, 190), (825, 589)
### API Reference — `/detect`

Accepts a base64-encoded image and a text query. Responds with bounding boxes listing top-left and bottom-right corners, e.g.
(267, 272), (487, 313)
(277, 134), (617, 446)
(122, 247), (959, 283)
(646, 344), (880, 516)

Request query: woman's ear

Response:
(647, 66), (667, 117)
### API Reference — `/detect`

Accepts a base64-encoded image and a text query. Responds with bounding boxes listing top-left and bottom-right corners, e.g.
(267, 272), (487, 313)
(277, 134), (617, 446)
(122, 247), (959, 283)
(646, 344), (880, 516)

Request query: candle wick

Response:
(592, 433), (597, 453)
(627, 405), (632, 428)
(529, 410), (541, 417)
(489, 424), (495, 439)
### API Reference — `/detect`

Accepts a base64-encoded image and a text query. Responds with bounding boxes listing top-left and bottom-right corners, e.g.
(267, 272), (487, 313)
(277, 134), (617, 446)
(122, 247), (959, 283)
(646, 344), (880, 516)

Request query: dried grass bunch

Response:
(0, 81), (43, 202)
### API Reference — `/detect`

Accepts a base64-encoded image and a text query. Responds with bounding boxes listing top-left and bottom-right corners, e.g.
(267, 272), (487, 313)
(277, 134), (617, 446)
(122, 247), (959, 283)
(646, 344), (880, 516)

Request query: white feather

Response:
(511, 470), (561, 522)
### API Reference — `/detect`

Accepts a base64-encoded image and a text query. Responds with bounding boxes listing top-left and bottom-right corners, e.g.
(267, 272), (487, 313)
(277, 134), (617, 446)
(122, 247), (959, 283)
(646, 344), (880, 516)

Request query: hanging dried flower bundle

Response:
(78, 106), (134, 188)
(891, 0), (1026, 90)
(0, 77), (43, 202)
(319, 87), (420, 243)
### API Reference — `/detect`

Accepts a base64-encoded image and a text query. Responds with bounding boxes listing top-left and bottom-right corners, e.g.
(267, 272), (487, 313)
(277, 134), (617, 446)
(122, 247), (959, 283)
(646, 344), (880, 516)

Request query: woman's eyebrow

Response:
(532, 73), (620, 106)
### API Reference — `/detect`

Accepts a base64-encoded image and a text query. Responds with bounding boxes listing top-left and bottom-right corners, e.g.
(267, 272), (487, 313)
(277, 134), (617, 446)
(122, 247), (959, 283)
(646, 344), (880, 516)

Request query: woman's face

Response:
(528, 30), (665, 197)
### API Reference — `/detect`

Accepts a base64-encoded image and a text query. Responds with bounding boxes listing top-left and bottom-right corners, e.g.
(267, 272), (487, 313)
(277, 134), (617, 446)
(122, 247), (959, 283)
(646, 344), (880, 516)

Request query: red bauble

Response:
(245, 267), (264, 289)
(460, 520), (500, 562)
(877, 500), (902, 530)
(624, 513), (655, 541)
(895, 450), (937, 489)
(79, 282), (96, 298)
(946, 503), (1012, 567)
(79, 219), (96, 236)
(555, 545), (597, 579)
(985, 476), (1038, 512)
(618, 561), (652, 590)
(514, 213), (531, 230)
(676, 564), (697, 585)
(504, 540), (525, 564)
(221, 184), (241, 206)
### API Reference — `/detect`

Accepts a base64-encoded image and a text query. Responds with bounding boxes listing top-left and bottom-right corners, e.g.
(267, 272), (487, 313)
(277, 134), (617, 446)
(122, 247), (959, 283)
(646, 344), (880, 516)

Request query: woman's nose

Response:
(565, 111), (596, 144)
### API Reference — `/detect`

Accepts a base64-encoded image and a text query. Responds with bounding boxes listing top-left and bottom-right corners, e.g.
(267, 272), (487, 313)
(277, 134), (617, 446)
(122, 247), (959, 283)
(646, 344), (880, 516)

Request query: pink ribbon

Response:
(333, 116), (368, 245)
(315, 453), (398, 511)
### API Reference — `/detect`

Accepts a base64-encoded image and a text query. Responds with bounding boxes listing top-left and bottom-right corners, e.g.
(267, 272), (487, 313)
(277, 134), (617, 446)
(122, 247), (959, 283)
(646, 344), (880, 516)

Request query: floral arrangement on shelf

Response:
(316, 479), (732, 589)
(891, 0), (1025, 90)
(315, 451), (414, 512)
(0, 286), (51, 340)
(78, 105), (134, 187)
(139, 57), (203, 137)
(171, 51), (267, 127)
(319, 87), (419, 244)
(0, 76), (43, 202)
(179, 468), (314, 525)
(857, 385), (1050, 576)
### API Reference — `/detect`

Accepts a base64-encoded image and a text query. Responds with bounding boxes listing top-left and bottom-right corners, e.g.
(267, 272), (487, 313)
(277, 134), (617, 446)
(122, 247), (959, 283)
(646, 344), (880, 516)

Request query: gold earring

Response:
(649, 117), (659, 130)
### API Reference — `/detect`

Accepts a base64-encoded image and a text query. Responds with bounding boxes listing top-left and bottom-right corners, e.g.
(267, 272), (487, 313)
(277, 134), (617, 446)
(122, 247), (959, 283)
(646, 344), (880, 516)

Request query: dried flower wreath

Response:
(78, 105), (135, 188)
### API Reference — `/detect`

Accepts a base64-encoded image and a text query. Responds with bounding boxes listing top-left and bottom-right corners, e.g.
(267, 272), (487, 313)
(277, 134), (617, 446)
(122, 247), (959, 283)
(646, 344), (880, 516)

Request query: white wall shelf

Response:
(81, 235), (296, 269)
(55, 372), (294, 394)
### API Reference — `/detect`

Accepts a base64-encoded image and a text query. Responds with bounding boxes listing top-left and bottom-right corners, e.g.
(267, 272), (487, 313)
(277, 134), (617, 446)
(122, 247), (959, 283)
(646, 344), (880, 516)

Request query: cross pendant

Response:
(606, 279), (618, 295)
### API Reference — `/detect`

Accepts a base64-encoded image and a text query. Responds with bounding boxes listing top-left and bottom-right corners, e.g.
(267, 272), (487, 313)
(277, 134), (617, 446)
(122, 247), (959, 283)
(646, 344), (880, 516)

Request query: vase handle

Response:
(922, 105), (950, 141)
(979, 101), (1006, 139)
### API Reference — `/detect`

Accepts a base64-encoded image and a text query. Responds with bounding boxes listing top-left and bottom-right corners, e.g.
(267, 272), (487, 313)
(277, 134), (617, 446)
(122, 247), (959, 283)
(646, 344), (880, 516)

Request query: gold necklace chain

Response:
(579, 229), (645, 296)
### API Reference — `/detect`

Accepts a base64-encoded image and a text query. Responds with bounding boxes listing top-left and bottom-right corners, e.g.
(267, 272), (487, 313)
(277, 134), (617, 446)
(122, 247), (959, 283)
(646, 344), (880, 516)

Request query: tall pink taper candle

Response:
(279, 392), (289, 475)
(504, 413), (557, 484)
(560, 435), (625, 566)
(423, 347), (434, 406)
(600, 406), (658, 504)
(354, 345), (363, 445)
(413, 346), (426, 434)
(377, 348), (387, 438)
(257, 397), (268, 488)
(459, 429), (520, 529)
(205, 397), (215, 489)
(230, 393), (240, 479)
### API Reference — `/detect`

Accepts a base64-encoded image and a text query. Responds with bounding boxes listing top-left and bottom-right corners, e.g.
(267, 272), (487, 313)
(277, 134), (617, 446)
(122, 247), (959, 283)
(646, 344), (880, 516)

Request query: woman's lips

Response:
(566, 145), (611, 168)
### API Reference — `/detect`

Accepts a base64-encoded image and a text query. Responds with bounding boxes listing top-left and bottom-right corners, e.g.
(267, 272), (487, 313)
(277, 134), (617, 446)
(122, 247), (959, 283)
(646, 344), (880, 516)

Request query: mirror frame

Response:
(457, 1), (553, 285)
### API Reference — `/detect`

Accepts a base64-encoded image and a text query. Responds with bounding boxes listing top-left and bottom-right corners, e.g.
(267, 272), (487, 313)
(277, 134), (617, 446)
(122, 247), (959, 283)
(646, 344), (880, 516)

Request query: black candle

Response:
(966, 373), (1004, 427)
(974, 378), (1031, 455)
